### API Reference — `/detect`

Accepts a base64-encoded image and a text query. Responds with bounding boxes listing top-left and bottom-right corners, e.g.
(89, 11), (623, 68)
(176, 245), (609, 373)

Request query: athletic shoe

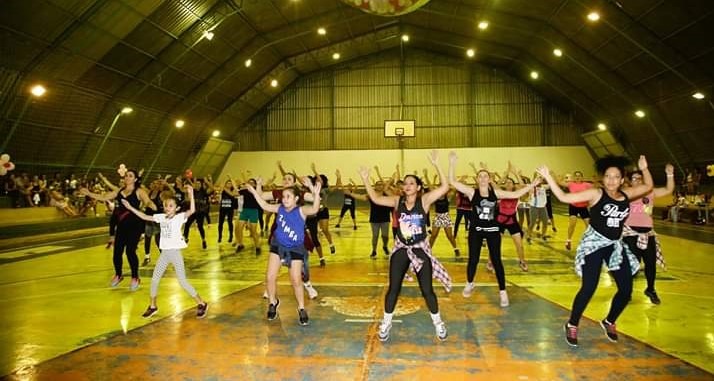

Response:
(262, 290), (269, 299)
(218, 237), (222, 243)
(335, 224), (340, 228)
(644, 289), (661, 305)
(499, 290), (509, 307)
(552, 226), (557, 233)
(110, 275), (124, 287)
(378, 320), (392, 342)
(320, 258), (326, 267)
(435, 321), (448, 341)
(196, 303), (208, 319)
(462, 282), (475, 298)
(353, 225), (357, 230)
(370, 251), (377, 259)
(382, 246), (390, 256)
(129, 277), (141, 291)
(255, 247), (261, 255)
(526, 236), (532, 244)
(105, 239), (114, 249)
(142, 306), (158, 318)
(454, 249), (460, 258)
(600, 319), (618, 342)
(235, 244), (245, 253)
(298, 308), (309, 326)
(565, 241), (571, 251)
(142, 257), (151, 266)
(330, 245), (336, 255)
(202, 240), (207, 249)
(304, 283), (318, 299)
(518, 260), (528, 272)
(267, 299), (280, 320)
(565, 323), (578, 347)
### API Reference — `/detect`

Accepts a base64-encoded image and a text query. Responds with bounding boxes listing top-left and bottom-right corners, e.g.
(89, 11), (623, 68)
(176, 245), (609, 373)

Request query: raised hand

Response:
(428, 150), (439, 165)
(358, 167), (370, 181)
(449, 151), (457, 164)
(637, 155), (648, 171)
(536, 165), (551, 178)
(665, 163), (674, 176)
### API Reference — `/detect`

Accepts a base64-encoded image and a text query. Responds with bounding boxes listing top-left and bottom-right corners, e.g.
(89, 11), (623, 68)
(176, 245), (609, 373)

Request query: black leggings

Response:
(144, 234), (160, 255)
(114, 226), (142, 278)
(467, 230), (505, 290)
(258, 208), (264, 231)
(184, 212), (206, 240)
(569, 246), (633, 326)
(385, 248), (438, 314)
(218, 208), (235, 241)
(306, 216), (321, 248)
(454, 209), (472, 237)
(339, 204), (356, 221)
(623, 233), (657, 291)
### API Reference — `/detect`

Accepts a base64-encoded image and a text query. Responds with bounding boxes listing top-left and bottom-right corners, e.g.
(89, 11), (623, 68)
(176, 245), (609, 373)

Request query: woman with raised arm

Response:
(246, 177), (321, 326)
(537, 155), (653, 347)
(81, 169), (156, 291)
(622, 164), (674, 305)
(450, 153), (539, 307)
(359, 150), (452, 342)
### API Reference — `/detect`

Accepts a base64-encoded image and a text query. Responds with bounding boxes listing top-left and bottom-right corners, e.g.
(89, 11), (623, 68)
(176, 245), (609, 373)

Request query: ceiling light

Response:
(553, 48), (563, 57)
(317, 27), (326, 35)
(175, 120), (185, 128)
(212, 130), (220, 137)
(202, 31), (214, 41)
(587, 12), (600, 22)
(120, 107), (133, 114)
(332, 52), (340, 60)
(478, 21), (489, 30)
(30, 85), (46, 97)
(692, 92), (705, 100)
(597, 123), (607, 131)
(530, 71), (539, 80)
(270, 79), (278, 87)
(401, 34), (410, 42)
(634, 110), (646, 118)
(244, 59), (252, 67)
(466, 48), (475, 58)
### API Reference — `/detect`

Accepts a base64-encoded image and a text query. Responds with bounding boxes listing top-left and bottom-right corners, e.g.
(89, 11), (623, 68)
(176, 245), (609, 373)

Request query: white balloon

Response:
(0, 154), (9, 163)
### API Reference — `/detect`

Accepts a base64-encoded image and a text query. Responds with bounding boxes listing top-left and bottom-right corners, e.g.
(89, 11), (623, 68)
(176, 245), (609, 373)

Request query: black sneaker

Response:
(564, 323), (578, 347)
(370, 251), (377, 259)
(353, 225), (357, 230)
(320, 258), (326, 267)
(600, 319), (618, 342)
(142, 257), (151, 266)
(142, 306), (158, 318)
(202, 240), (207, 249)
(382, 246), (389, 255)
(255, 247), (261, 255)
(644, 289), (661, 304)
(335, 224), (340, 228)
(454, 249), (460, 257)
(196, 303), (208, 319)
(235, 244), (245, 253)
(298, 308), (309, 326)
(330, 246), (336, 255)
(267, 299), (280, 320)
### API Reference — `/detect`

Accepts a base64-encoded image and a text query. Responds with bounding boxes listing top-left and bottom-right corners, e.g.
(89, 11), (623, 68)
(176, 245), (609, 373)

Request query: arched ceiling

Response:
(1, 0), (713, 175)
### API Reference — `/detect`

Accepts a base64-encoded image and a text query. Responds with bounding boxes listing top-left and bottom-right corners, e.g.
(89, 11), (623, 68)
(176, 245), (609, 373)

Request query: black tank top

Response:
(589, 190), (630, 240)
(471, 185), (499, 230)
(116, 187), (142, 227)
(434, 196), (449, 213)
(395, 196), (428, 245)
(152, 192), (164, 214)
(220, 189), (236, 209)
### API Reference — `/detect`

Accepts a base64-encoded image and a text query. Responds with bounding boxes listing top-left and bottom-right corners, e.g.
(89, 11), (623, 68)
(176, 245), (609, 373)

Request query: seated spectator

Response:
(667, 191), (688, 222)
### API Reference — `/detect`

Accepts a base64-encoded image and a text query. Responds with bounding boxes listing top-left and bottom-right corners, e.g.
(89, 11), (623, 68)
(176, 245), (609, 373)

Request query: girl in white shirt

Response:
(122, 185), (208, 319)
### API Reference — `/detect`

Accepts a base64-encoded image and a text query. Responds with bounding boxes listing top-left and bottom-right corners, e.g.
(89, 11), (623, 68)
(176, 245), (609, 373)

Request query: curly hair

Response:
(594, 155), (630, 177)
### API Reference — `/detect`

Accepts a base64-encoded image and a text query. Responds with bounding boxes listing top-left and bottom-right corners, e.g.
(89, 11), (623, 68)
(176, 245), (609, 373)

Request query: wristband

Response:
(666, 174), (674, 177)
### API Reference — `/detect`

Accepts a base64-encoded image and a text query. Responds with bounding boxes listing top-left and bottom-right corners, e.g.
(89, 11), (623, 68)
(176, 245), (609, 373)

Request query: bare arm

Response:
(653, 164), (675, 199)
(421, 150), (449, 210)
(97, 173), (119, 192)
(537, 166), (601, 205)
(137, 188), (157, 211)
(300, 178), (322, 218)
(622, 156), (654, 200)
(246, 180), (280, 214)
(80, 187), (118, 202)
(358, 167), (398, 208)
(448, 152), (475, 200)
(495, 178), (541, 199)
(184, 185), (196, 218)
(120, 199), (154, 222)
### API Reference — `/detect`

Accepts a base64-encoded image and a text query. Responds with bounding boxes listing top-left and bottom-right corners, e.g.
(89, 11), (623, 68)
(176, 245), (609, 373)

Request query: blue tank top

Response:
(275, 205), (305, 248)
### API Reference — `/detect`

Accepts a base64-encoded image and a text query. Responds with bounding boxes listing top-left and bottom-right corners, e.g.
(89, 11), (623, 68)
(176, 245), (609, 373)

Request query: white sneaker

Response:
(262, 290), (269, 299)
(435, 321), (448, 341)
(499, 290), (509, 307)
(304, 283), (318, 300)
(462, 282), (475, 298)
(378, 320), (392, 342)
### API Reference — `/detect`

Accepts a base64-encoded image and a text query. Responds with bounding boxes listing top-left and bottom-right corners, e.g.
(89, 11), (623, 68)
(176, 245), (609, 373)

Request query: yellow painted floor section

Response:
(0, 210), (712, 379)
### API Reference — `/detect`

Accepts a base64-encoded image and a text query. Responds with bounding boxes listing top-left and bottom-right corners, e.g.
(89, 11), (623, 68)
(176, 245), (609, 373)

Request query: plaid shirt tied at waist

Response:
(392, 239), (452, 293)
(622, 225), (666, 270)
(575, 225), (640, 277)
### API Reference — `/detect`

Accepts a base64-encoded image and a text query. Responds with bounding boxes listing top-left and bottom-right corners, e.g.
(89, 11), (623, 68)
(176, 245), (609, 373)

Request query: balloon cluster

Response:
(117, 163), (127, 177)
(0, 153), (16, 176)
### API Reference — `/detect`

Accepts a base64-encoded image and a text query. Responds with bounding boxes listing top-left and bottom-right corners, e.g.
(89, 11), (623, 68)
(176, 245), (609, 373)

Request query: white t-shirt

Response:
(529, 186), (548, 208)
(153, 212), (188, 250)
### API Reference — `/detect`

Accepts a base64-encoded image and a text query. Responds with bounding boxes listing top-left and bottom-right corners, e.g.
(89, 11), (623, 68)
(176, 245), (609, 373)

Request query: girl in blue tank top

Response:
(245, 177), (321, 326)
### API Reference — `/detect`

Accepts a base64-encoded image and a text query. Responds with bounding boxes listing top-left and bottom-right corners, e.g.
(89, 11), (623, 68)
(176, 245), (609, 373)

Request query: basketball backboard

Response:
(384, 120), (415, 138)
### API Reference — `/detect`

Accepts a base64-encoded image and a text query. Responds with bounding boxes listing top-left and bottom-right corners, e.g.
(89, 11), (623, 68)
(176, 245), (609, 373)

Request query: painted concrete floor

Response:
(0, 211), (713, 380)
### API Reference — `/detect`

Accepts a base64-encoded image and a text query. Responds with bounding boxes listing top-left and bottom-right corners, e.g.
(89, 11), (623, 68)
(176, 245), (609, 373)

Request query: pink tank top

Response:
(625, 192), (654, 228)
(568, 182), (592, 208)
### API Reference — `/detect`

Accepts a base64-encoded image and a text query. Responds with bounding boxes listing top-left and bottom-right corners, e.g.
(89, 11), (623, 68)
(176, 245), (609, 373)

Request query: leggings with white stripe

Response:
(150, 249), (197, 298)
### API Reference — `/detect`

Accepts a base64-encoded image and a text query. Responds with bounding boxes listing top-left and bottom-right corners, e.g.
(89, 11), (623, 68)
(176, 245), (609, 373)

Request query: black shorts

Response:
(499, 223), (523, 236)
(568, 205), (590, 219)
(316, 207), (330, 220)
(270, 244), (306, 263)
